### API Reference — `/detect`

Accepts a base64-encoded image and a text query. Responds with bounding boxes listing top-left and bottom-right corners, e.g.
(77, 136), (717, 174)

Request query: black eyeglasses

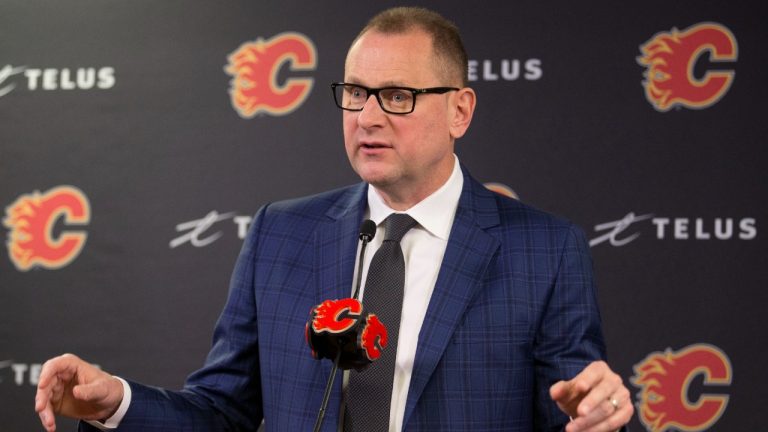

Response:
(331, 82), (460, 114)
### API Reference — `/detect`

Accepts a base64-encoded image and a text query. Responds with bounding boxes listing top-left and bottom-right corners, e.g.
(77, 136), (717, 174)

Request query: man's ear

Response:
(449, 87), (477, 139)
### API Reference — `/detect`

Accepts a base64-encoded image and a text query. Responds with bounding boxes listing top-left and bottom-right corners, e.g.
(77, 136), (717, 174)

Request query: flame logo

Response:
(3, 186), (90, 271)
(359, 314), (387, 361)
(638, 23), (737, 111)
(225, 32), (316, 118)
(311, 298), (362, 334)
(631, 344), (731, 432)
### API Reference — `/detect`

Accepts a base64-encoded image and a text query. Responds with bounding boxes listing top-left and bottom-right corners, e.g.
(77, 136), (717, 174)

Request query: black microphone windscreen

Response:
(359, 219), (376, 242)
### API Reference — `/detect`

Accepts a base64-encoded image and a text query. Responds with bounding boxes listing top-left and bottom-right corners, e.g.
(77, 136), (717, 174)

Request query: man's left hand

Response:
(549, 360), (633, 432)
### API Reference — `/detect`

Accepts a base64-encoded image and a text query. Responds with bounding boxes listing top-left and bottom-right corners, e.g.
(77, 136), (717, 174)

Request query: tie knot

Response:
(383, 213), (417, 242)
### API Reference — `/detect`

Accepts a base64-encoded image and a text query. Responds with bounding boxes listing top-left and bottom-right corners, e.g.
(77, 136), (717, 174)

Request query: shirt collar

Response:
(367, 154), (463, 240)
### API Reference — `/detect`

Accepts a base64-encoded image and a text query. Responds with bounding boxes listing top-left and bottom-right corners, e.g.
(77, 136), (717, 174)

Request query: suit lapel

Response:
(403, 169), (501, 426)
(315, 183), (369, 305)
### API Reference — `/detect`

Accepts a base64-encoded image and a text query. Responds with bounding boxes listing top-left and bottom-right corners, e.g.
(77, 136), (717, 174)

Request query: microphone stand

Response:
(313, 349), (342, 432)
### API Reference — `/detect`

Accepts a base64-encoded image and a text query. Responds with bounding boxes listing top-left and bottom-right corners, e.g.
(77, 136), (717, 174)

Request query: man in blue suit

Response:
(36, 7), (633, 432)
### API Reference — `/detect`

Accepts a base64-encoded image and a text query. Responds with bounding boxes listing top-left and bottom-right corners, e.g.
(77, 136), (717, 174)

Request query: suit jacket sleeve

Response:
(78, 206), (270, 431)
(532, 223), (606, 431)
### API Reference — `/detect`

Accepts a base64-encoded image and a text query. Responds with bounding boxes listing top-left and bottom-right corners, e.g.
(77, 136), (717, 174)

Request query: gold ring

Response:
(609, 397), (619, 411)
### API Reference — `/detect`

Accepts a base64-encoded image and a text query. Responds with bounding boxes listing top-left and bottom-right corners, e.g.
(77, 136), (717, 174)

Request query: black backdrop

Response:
(2, 1), (765, 431)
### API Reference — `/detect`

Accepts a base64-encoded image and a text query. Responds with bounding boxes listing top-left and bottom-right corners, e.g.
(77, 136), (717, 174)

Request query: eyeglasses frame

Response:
(331, 82), (460, 115)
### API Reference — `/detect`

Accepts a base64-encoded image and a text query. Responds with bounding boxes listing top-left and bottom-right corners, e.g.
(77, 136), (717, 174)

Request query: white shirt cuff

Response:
(83, 376), (132, 430)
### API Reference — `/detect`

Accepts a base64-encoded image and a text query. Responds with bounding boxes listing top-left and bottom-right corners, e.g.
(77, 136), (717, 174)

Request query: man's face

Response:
(343, 30), (465, 208)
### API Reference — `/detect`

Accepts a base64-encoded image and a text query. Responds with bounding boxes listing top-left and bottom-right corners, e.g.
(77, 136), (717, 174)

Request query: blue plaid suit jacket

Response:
(83, 167), (605, 431)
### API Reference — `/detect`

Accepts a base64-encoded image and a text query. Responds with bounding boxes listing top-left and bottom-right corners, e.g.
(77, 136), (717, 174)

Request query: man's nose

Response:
(357, 94), (387, 127)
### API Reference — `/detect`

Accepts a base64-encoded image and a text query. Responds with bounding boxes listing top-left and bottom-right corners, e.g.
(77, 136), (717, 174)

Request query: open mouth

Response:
(361, 142), (388, 149)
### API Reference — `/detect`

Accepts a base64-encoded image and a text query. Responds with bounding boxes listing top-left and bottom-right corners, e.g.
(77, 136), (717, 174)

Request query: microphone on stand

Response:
(305, 219), (388, 432)
(352, 219), (376, 299)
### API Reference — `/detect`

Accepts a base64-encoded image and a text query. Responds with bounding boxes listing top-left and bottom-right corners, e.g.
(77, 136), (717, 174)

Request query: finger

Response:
(38, 354), (78, 390)
(567, 386), (632, 432)
(554, 361), (608, 403)
(567, 398), (616, 431)
(35, 370), (66, 412)
(557, 361), (610, 416)
(549, 380), (564, 400)
(576, 369), (623, 417)
(557, 376), (593, 400)
(37, 400), (57, 432)
(567, 402), (633, 432)
(549, 380), (571, 400)
(37, 358), (61, 391)
(550, 379), (588, 417)
(35, 385), (52, 412)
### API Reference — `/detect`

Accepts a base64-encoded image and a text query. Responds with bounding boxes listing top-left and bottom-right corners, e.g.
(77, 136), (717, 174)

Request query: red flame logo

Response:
(632, 344), (731, 431)
(638, 23), (737, 111)
(359, 314), (387, 361)
(225, 32), (316, 118)
(3, 186), (90, 271)
(311, 298), (362, 334)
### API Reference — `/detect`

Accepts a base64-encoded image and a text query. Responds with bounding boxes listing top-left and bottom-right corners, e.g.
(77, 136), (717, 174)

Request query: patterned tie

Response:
(344, 213), (418, 432)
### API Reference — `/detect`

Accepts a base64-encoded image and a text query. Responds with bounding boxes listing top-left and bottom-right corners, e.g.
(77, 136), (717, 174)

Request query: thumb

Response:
(550, 379), (583, 418)
(72, 380), (109, 402)
(549, 380), (569, 401)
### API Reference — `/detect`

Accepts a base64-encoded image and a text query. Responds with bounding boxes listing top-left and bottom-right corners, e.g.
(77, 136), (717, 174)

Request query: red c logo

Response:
(4, 185), (90, 271)
(311, 298), (362, 334)
(225, 32), (317, 117)
(638, 23), (737, 111)
(632, 343), (732, 432)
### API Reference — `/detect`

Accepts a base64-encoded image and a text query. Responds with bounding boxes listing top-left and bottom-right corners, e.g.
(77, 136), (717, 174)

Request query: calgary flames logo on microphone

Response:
(631, 344), (732, 432)
(225, 32), (317, 118)
(359, 314), (387, 361)
(311, 298), (362, 334)
(3, 185), (90, 271)
(637, 23), (737, 111)
(307, 298), (388, 365)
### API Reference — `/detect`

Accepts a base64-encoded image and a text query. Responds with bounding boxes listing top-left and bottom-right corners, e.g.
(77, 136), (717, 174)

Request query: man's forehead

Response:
(346, 29), (434, 63)
(344, 30), (438, 86)
(343, 69), (433, 89)
(352, 28), (432, 47)
(343, 77), (411, 87)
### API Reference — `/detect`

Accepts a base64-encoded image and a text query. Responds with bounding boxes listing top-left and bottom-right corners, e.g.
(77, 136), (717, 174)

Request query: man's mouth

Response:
(360, 142), (389, 149)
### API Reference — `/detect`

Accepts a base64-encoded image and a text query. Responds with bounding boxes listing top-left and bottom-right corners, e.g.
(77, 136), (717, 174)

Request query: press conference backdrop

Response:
(1, 1), (765, 430)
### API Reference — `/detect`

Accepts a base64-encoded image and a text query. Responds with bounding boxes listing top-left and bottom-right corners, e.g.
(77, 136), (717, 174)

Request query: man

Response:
(36, 7), (633, 432)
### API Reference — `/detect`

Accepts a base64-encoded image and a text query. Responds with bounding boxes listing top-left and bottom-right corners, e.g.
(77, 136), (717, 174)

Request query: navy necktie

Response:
(344, 213), (418, 432)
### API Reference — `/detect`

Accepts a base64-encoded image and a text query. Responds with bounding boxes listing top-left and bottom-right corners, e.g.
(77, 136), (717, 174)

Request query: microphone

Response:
(306, 298), (388, 369)
(305, 219), (386, 370)
(353, 219), (376, 299)
(306, 219), (388, 432)
(359, 218), (376, 242)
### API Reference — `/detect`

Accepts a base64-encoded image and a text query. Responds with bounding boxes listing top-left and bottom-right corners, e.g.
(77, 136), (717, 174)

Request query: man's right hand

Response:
(34, 353), (124, 432)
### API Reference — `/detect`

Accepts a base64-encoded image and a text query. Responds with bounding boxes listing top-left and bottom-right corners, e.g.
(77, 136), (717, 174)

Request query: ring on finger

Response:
(609, 397), (619, 411)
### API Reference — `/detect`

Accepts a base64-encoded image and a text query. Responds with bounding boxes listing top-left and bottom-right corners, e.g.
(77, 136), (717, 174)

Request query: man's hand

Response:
(34, 354), (124, 432)
(549, 360), (633, 432)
